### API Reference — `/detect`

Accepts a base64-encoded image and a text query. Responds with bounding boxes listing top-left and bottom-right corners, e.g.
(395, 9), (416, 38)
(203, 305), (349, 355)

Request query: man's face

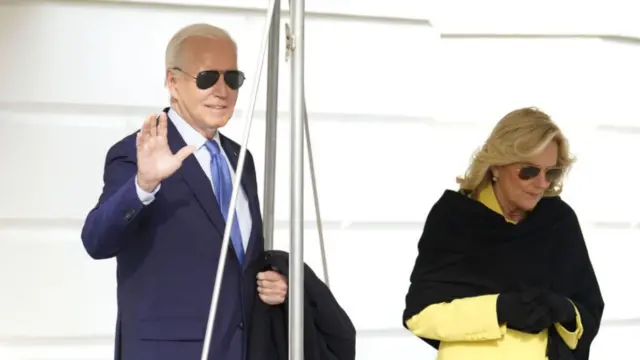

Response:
(167, 36), (240, 137)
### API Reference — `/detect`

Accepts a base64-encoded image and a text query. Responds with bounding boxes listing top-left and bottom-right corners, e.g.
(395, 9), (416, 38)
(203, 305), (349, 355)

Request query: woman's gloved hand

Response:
(497, 290), (552, 334)
(544, 292), (577, 330)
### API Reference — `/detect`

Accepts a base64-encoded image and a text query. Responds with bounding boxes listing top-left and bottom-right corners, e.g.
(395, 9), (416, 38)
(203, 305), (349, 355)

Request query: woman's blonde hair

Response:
(457, 107), (575, 197)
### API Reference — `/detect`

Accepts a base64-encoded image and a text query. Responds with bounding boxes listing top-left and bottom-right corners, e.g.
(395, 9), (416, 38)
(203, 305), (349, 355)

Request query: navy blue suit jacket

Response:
(81, 109), (264, 360)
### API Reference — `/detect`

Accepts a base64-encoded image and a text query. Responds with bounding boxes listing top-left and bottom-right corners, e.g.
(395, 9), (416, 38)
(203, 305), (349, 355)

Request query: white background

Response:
(0, 0), (638, 359)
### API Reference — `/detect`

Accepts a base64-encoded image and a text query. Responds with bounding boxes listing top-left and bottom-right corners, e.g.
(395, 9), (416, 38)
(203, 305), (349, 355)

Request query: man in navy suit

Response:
(81, 23), (288, 360)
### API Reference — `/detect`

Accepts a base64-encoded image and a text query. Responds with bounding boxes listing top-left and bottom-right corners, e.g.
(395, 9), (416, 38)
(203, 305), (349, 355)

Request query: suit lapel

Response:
(166, 114), (227, 238)
(243, 205), (263, 269)
(220, 135), (263, 268)
(219, 135), (252, 200)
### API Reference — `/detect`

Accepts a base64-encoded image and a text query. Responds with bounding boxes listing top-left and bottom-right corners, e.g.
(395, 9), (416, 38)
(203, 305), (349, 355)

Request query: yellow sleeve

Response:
(405, 294), (506, 342)
(553, 301), (584, 350)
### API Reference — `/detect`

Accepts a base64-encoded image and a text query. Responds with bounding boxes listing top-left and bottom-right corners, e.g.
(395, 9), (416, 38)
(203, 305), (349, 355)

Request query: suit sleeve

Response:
(405, 294), (506, 342)
(81, 136), (148, 259)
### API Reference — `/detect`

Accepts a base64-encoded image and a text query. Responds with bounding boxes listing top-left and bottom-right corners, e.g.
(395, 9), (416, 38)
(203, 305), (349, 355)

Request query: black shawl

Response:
(403, 190), (604, 360)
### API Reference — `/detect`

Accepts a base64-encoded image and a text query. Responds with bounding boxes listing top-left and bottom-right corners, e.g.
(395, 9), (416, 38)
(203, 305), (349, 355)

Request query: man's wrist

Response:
(136, 175), (159, 193)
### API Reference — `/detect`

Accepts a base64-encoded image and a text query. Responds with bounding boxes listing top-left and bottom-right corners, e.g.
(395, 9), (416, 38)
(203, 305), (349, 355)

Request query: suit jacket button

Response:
(124, 210), (136, 221)
(239, 321), (244, 330)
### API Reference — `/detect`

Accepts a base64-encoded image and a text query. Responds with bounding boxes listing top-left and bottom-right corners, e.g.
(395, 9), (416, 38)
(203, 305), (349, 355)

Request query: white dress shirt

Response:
(134, 108), (252, 250)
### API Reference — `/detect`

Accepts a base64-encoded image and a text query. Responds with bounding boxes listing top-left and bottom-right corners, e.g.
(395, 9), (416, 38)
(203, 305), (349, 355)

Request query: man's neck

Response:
(171, 103), (217, 140)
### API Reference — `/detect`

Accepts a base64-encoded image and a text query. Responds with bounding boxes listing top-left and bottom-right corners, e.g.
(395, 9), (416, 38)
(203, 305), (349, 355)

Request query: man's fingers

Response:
(149, 114), (159, 137)
(139, 114), (156, 146)
(258, 286), (283, 296)
(259, 293), (278, 304)
(258, 281), (287, 292)
(259, 292), (285, 305)
(257, 270), (282, 281)
(142, 113), (155, 135)
(158, 113), (168, 138)
(175, 145), (195, 162)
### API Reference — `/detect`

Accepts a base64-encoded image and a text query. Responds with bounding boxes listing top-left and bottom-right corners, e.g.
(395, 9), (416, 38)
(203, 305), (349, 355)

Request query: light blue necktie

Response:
(205, 140), (245, 264)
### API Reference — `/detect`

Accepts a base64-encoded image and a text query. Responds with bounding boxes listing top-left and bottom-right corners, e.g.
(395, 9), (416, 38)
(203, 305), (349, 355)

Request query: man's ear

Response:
(166, 69), (180, 98)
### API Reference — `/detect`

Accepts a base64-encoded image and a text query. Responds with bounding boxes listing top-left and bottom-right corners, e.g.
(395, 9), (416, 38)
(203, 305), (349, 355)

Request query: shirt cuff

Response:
(135, 176), (160, 205)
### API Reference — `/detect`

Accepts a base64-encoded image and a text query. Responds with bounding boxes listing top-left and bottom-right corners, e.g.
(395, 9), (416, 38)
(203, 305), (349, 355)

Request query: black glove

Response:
(497, 291), (552, 334)
(544, 293), (576, 330)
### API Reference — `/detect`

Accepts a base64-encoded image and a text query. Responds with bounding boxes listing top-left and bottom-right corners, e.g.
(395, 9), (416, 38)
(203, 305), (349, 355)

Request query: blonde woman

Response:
(402, 108), (604, 360)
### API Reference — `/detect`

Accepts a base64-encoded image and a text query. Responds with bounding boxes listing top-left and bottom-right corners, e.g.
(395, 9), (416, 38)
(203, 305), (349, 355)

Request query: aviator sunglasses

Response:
(517, 165), (563, 183)
(173, 67), (246, 90)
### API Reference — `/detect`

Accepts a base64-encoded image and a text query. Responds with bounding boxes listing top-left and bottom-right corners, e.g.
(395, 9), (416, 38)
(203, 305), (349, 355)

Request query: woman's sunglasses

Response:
(173, 67), (246, 90)
(517, 165), (563, 183)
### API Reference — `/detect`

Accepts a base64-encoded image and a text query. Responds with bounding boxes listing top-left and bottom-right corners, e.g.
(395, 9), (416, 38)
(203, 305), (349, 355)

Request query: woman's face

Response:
(493, 141), (562, 212)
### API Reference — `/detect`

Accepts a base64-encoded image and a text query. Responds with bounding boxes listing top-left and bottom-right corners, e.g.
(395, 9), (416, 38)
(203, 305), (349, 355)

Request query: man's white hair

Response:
(165, 23), (237, 71)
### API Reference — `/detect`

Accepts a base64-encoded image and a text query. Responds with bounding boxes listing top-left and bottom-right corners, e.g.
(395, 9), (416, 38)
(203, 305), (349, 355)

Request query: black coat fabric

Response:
(402, 190), (605, 360)
(248, 250), (356, 360)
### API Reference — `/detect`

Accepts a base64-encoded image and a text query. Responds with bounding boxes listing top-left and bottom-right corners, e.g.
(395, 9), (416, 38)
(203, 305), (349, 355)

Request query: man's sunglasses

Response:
(517, 165), (563, 183)
(173, 67), (245, 90)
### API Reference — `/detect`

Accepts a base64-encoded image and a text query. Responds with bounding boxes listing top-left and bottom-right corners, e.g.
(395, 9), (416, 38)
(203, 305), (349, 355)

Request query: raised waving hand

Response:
(136, 113), (195, 192)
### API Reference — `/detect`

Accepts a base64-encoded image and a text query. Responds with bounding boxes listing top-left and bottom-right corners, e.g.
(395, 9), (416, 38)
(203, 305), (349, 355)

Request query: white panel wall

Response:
(0, 1), (638, 359)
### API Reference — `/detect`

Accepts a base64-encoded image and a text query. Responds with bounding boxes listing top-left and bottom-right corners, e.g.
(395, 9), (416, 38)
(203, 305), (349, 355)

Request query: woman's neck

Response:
(492, 183), (525, 223)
